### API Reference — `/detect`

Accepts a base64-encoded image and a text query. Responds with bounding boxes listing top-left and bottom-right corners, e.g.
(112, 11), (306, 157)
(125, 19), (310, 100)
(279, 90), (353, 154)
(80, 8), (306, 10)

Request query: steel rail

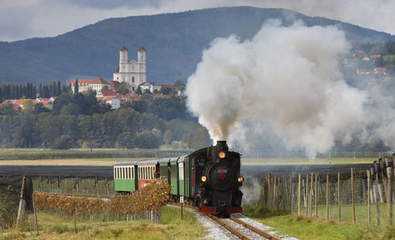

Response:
(206, 213), (252, 240)
(230, 215), (279, 240)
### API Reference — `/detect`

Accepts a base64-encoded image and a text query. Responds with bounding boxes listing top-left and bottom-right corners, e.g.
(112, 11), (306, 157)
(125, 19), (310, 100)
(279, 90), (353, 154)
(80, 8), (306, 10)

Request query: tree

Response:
(115, 82), (130, 95)
(118, 131), (135, 149)
(52, 135), (73, 149)
(133, 131), (162, 149)
(74, 79), (79, 95)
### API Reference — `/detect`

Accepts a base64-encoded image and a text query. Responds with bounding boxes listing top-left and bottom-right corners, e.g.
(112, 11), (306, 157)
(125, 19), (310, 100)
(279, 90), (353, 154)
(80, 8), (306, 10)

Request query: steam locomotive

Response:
(113, 140), (243, 217)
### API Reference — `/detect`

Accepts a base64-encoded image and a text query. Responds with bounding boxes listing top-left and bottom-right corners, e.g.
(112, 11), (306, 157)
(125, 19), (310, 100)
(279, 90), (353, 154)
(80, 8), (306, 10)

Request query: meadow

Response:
(0, 207), (205, 240)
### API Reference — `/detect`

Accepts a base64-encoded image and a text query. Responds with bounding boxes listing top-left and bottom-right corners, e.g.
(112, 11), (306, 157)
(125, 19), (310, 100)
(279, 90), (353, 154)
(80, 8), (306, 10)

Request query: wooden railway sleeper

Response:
(230, 215), (279, 240)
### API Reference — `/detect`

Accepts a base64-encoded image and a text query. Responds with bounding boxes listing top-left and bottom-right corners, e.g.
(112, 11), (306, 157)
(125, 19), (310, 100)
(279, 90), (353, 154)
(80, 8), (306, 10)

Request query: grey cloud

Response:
(0, 0), (394, 42)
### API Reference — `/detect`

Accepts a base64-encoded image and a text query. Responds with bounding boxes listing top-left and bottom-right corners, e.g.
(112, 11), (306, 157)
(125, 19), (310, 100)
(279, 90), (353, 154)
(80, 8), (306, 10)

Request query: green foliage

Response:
(53, 135), (73, 149)
(115, 82), (129, 95)
(134, 130), (162, 149)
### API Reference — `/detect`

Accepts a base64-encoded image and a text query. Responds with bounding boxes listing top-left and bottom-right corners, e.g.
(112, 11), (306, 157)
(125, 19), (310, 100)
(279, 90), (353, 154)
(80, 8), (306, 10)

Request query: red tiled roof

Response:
(153, 94), (172, 99)
(159, 84), (175, 88)
(374, 67), (387, 72)
(101, 89), (117, 97)
(67, 77), (109, 86)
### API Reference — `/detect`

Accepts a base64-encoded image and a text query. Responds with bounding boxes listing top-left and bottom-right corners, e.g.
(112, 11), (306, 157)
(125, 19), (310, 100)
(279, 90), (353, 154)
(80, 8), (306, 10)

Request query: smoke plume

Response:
(186, 20), (372, 157)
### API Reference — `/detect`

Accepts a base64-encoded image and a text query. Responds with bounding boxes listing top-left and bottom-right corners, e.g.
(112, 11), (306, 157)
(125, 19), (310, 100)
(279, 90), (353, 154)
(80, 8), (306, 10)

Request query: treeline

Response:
(0, 91), (210, 149)
(0, 80), (67, 102)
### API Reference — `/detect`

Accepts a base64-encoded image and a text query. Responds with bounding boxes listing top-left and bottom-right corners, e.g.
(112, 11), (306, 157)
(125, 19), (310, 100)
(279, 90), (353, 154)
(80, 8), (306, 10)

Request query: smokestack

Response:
(216, 140), (229, 152)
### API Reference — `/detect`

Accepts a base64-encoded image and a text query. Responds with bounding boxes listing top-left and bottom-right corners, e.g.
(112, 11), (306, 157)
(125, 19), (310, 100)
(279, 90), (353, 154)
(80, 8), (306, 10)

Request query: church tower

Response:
(137, 47), (146, 85)
(113, 46), (147, 91)
(119, 46), (128, 74)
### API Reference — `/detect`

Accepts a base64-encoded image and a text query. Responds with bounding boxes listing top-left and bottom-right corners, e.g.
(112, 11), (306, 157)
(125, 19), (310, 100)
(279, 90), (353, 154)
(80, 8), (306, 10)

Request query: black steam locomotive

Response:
(113, 140), (244, 217)
(191, 140), (244, 217)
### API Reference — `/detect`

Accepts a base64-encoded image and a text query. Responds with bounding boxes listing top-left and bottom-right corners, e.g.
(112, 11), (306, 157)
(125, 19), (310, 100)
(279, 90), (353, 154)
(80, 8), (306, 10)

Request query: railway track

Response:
(207, 213), (279, 240)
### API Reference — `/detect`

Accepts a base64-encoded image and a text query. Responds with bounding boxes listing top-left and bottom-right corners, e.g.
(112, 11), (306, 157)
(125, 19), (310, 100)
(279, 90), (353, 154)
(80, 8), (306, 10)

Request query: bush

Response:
(134, 131), (162, 149)
(52, 135), (73, 149)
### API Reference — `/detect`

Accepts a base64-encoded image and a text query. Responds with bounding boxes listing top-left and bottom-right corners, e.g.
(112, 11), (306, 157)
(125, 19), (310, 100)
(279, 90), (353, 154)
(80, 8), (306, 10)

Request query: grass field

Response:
(241, 157), (375, 165)
(255, 215), (394, 240)
(0, 158), (153, 166)
(244, 204), (395, 240)
(0, 207), (206, 240)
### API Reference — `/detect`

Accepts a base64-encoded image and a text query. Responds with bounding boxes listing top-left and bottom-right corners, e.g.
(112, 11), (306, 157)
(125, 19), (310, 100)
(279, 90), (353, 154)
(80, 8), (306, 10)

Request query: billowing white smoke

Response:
(186, 20), (368, 157)
(240, 178), (262, 206)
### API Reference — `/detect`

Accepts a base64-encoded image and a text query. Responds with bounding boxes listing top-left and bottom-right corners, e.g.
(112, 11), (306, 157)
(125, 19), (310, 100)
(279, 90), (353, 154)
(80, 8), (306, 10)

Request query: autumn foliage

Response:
(34, 177), (171, 217)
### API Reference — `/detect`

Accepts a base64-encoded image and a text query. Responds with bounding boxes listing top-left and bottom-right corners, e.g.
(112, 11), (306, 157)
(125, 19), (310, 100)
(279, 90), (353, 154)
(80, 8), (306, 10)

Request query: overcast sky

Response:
(1, 0), (394, 42)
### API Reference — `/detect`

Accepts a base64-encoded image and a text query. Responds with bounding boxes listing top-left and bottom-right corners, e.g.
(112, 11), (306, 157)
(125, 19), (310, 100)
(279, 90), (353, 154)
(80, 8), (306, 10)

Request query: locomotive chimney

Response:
(216, 140), (229, 152)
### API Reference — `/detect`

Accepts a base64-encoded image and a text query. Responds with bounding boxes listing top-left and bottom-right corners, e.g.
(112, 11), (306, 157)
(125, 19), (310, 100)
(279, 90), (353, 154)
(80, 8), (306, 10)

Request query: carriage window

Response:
(114, 168), (117, 179)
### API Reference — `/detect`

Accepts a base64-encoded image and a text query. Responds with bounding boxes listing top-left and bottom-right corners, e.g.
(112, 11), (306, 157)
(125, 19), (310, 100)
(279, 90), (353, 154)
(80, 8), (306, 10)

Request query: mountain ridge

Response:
(0, 6), (393, 84)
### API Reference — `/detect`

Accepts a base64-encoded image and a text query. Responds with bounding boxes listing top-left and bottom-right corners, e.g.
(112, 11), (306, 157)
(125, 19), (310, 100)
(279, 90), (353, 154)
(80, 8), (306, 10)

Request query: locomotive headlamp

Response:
(218, 151), (226, 159)
(237, 176), (244, 183)
(201, 176), (207, 182)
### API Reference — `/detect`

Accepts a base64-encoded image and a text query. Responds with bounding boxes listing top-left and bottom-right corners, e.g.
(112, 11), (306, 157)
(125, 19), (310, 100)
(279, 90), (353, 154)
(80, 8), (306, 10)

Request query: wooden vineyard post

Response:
(272, 176), (277, 210)
(289, 176), (293, 213)
(367, 169), (371, 225)
(351, 168), (356, 224)
(305, 174), (309, 216)
(375, 167), (381, 225)
(298, 173), (301, 216)
(309, 173), (313, 218)
(315, 173), (318, 218)
(16, 176), (27, 227)
(282, 176), (286, 210)
(338, 172), (341, 222)
(326, 174), (329, 221)
(32, 192), (39, 235)
(266, 175), (270, 209)
(264, 175), (268, 206)
(386, 167), (392, 227)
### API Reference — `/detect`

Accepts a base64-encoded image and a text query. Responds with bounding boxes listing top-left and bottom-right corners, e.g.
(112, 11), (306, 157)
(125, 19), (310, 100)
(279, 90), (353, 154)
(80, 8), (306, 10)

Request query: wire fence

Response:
(32, 176), (114, 196)
(262, 161), (395, 226)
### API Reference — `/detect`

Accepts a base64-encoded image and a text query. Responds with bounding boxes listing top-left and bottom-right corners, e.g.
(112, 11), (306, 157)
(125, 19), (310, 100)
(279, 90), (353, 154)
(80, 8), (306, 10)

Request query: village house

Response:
(0, 97), (56, 111)
(67, 77), (110, 96)
(96, 96), (121, 110)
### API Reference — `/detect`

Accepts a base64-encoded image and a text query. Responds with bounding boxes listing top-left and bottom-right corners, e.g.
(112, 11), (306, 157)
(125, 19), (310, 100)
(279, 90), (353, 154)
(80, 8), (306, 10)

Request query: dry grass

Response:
(242, 157), (375, 166)
(0, 158), (153, 166)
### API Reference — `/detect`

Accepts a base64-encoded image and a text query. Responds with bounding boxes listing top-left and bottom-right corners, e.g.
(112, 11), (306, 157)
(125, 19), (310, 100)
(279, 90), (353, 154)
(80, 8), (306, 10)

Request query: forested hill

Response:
(0, 6), (394, 84)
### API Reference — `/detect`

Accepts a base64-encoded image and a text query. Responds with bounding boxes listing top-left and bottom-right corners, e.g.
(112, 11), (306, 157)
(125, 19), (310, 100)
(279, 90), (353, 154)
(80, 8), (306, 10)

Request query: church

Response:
(113, 46), (147, 91)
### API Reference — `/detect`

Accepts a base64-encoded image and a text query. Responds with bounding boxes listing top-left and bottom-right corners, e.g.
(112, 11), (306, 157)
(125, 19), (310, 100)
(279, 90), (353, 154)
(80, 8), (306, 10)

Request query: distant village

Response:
(1, 46), (183, 111)
(345, 49), (393, 80)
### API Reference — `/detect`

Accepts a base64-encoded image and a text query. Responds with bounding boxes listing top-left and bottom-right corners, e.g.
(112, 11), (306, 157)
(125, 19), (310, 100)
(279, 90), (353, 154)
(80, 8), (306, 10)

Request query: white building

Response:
(113, 46), (147, 91)
(139, 82), (162, 93)
(68, 77), (110, 96)
(97, 96), (121, 110)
